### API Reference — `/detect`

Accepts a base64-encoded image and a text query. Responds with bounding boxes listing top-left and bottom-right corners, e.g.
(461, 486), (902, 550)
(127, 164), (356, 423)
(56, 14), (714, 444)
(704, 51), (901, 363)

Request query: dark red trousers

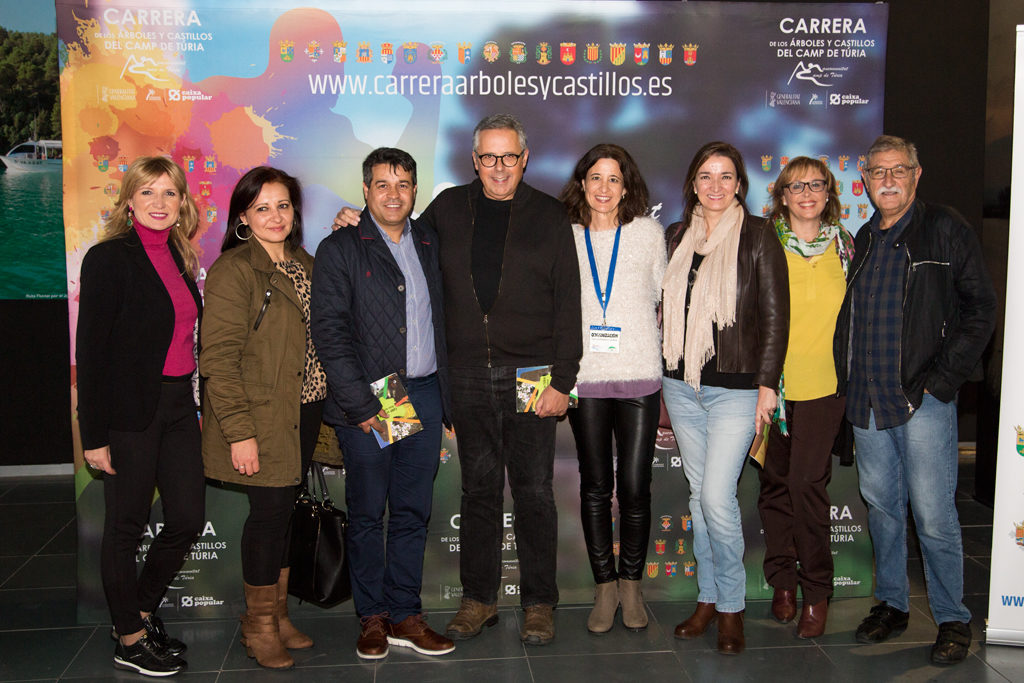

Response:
(757, 394), (846, 606)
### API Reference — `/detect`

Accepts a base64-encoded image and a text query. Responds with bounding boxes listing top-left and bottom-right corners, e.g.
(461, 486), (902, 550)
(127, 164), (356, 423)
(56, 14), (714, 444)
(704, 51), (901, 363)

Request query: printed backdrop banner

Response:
(59, 0), (887, 622)
(987, 23), (1024, 648)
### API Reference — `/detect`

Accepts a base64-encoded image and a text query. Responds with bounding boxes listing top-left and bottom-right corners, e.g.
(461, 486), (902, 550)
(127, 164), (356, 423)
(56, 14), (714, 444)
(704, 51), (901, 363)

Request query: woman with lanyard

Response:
(559, 144), (666, 634)
(661, 141), (788, 655)
(757, 156), (853, 638)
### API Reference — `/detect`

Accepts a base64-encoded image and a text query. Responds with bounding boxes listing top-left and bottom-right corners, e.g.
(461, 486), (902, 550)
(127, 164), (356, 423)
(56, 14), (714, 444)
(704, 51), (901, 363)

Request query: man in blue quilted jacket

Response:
(311, 147), (455, 661)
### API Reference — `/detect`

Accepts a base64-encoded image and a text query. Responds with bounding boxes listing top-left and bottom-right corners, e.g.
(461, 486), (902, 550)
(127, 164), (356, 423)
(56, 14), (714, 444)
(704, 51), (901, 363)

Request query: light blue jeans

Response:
(662, 377), (757, 613)
(853, 393), (971, 625)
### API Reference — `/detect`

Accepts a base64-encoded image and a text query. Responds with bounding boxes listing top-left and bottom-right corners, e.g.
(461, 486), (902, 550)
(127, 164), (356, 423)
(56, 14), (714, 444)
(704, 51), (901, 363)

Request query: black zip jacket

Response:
(419, 178), (582, 394)
(833, 199), (996, 407)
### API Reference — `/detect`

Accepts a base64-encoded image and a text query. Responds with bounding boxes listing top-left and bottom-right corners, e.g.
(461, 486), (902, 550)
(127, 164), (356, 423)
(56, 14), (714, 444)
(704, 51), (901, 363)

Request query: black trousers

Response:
(102, 379), (205, 636)
(240, 399), (323, 586)
(568, 391), (660, 583)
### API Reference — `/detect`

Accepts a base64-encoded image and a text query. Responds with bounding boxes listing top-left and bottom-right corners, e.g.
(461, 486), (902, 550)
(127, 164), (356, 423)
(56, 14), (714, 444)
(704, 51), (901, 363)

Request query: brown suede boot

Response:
(587, 581), (619, 633)
(240, 582), (294, 669)
(617, 578), (648, 631)
(275, 568), (313, 649)
(674, 602), (716, 639)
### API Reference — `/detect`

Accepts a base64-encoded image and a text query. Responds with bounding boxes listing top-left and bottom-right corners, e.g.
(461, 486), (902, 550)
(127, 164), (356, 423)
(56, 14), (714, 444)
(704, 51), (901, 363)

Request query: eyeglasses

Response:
(784, 179), (827, 194)
(864, 164), (916, 180)
(476, 152), (523, 168)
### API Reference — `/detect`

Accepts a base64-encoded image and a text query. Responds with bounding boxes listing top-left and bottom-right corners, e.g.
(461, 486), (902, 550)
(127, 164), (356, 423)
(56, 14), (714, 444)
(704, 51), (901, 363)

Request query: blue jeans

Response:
(450, 366), (559, 608)
(335, 375), (442, 621)
(853, 393), (971, 625)
(662, 378), (756, 613)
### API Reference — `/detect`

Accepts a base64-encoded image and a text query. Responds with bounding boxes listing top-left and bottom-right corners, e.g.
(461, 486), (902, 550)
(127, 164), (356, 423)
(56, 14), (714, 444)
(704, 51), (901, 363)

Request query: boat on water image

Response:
(0, 140), (62, 173)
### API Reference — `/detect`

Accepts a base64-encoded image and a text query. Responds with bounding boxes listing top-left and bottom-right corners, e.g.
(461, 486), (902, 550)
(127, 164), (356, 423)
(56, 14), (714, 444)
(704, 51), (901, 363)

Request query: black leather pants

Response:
(568, 391), (660, 583)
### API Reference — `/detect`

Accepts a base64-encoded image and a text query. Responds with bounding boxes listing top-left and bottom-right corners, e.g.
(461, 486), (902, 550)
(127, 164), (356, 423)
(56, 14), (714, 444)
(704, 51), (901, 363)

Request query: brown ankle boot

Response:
(617, 578), (648, 631)
(240, 582), (294, 669)
(716, 610), (745, 655)
(276, 568), (313, 649)
(587, 581), (619, 633)
(674, 602), (716, 639)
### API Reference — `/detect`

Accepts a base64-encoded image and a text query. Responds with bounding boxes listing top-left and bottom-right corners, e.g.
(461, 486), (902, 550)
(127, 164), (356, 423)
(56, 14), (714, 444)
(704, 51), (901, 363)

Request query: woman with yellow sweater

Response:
(757, 156), (854, 638)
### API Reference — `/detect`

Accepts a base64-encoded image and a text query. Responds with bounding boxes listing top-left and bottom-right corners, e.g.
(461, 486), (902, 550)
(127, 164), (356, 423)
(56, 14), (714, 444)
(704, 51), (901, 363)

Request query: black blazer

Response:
(76, 230), (202, 450)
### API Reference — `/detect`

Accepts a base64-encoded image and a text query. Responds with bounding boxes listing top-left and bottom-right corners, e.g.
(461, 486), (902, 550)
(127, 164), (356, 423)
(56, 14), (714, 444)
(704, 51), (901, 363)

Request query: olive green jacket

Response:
(200, 240), (314, 487)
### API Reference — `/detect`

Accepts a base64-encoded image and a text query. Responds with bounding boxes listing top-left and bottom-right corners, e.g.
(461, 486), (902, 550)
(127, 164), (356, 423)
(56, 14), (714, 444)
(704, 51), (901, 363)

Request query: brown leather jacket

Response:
(664, 213), (789, 388)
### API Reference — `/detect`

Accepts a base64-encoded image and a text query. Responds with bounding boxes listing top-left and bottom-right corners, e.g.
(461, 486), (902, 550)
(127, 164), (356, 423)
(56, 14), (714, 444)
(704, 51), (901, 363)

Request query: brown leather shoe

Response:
(796, 600), (828, 638)
(356, 614), (389, 660)
(445, 598), (499, 640)
(771, 588), (797, 623)
(673, 602), (717, 639)
(388, 614), (455, 655)
(520, 604), (555, 646)
(716, 610), (745, 655)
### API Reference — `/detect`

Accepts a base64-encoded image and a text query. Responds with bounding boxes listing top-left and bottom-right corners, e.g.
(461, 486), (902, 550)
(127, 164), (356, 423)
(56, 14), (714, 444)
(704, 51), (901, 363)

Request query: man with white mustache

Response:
(833, 135), (996, 665)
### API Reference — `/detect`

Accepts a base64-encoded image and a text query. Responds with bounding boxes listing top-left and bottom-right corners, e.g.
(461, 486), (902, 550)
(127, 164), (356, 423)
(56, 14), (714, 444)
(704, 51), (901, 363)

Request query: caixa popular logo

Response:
(179, 595), (224, 608)
(1014, 521), (1024, 548)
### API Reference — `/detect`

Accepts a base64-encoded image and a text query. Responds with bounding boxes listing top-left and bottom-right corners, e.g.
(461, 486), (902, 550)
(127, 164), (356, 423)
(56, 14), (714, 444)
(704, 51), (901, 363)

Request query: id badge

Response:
(589, 325), (621, 353)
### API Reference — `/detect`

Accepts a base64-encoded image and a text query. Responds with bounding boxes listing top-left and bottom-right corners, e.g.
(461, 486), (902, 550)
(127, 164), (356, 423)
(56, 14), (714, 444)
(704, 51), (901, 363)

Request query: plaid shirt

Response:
(846, 207), (915, 429)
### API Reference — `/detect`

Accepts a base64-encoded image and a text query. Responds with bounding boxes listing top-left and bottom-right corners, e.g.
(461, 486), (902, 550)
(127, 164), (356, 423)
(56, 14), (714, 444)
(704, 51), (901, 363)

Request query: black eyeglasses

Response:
(784, 179), (827, 194)
(864, 164), (916, 180)
(476, 152), (523, 168)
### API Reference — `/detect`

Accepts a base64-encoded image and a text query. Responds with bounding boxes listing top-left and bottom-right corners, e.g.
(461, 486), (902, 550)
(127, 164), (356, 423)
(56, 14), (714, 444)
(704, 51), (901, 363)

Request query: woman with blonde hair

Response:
(77, 156), (204, 677)
(757, 156), (853, 637)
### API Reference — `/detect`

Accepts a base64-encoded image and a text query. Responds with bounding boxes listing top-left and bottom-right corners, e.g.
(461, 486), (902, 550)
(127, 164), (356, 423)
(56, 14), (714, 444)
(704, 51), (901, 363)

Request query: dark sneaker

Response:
(111, 614), (187, 655)
(388, 614), (455, 655)
(931, 621), (971, 665)
(855, 602), (909, 644)
(113, 634), (187, 677)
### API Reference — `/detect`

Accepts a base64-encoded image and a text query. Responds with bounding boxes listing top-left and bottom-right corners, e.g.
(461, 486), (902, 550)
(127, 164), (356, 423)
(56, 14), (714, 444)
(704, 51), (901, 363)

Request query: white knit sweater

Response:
(571, 216), (666, 398)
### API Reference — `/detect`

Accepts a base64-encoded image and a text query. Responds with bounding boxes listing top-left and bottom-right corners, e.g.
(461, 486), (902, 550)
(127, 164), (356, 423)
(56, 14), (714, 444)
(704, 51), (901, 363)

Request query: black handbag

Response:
(287, 462), (351, 607)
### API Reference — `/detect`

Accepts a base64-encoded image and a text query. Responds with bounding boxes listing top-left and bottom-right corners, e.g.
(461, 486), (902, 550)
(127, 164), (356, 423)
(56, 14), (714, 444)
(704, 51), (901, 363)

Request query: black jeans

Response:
(102, 379), (205, 636)
(568, 392), (660, 583)
(240, 399), (323, 586)
(450, 366), (559, 607)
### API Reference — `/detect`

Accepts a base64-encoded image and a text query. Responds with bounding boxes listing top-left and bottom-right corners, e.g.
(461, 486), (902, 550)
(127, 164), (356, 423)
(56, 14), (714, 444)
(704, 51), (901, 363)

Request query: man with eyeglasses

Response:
(833, 135), (995, 665)
(425, 113), (581, 646)
(333, 113), (581, 645)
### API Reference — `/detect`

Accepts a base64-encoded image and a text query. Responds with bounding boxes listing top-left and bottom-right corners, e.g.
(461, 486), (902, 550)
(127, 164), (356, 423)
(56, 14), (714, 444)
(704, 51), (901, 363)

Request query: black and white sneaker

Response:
(113, 634), (187, 677)
(110, 614), (187, 655)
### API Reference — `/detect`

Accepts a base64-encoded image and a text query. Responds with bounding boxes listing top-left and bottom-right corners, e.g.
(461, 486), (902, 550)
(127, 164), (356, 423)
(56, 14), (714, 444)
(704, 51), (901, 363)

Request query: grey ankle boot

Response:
(618, 578), (648, 630)
(587, 581), (619, 633)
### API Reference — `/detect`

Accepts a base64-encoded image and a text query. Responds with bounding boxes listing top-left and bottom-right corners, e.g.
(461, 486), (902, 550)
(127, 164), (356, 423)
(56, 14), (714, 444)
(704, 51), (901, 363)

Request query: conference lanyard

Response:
(584, 224), (622, 325)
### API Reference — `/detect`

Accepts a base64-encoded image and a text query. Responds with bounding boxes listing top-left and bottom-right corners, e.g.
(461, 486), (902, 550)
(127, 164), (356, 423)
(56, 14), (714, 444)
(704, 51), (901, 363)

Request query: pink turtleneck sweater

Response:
(135, 221), (198, 375)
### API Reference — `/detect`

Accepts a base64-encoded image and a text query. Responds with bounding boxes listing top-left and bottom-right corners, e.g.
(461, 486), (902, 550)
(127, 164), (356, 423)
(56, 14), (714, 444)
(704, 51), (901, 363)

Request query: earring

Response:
(127, 206), (134, 227)
(234, 222), (250, 241)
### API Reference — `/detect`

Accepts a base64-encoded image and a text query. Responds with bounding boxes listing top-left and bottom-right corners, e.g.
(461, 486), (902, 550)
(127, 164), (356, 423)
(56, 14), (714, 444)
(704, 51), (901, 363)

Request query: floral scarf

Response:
(772, 215), (855, 434)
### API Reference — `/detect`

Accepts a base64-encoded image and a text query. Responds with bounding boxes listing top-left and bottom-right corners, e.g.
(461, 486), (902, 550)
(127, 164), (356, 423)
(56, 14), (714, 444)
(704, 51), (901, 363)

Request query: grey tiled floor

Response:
(0, 466), (1019, 682)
